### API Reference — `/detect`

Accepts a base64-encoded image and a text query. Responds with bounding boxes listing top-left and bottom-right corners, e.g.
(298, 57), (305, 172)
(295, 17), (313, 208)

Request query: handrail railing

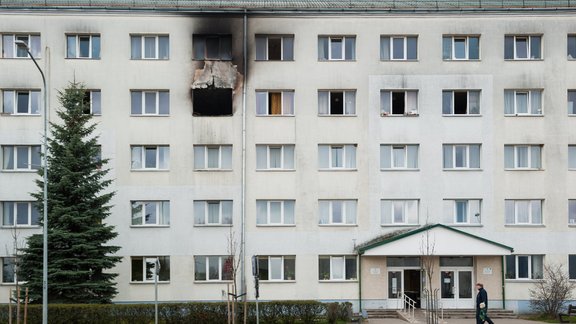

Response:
(401, 292), (417, 322)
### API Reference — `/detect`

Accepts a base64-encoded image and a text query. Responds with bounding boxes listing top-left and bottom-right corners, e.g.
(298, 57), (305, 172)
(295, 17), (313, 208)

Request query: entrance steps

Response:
(441, 308), (517, 319)
(365, 309), (400, 319)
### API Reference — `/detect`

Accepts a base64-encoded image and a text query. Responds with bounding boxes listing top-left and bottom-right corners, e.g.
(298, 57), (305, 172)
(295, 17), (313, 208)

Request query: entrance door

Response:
(440, 269), (473, 308)
(388, 270), (421, 308)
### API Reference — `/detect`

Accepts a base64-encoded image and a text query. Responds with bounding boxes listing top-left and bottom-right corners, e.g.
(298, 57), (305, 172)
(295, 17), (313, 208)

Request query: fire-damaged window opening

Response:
(193, 34), (232, 60)
(193, 88), (233, 116)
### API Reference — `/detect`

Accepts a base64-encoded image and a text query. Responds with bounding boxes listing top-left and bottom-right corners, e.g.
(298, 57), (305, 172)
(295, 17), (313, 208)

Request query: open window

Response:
(193, 88), (233, 116)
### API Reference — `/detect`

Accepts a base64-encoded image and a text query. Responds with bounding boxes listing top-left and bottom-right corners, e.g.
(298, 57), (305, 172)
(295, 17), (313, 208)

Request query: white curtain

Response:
(469, 144), (480, 168)
(3, 202), (14, 226)
(161, 201), (170, 225)
(504, 90), (514, 114)
(159, 146), (169, 169)
(3, 35), (14, 58)
(319, 201), (329, 224)
(270, 257), (282, 280)
(345, 200), (357, 224)
(381, 200), (392, 224)
(531, 200), (542, 224)
(380, 145), (391, 169)
(221, 146), (232, 169)
(255, 91), (267, 115)
(32, 91), (42, 114)
(505, 200), (515, 224)
(256, 201), (267, 224)
(344, 91), (356, 115)
(393, 146), (405, 168)
(284, 200), (295, 224)
(380, 36), (390, 60)
(269, 147), (282, 168)
(130, 146), (142, 169)
(443, 145), (453, 168)
(504, 146), (514, 168)
(516, 92), (528, 114)
(269, 201), (281, 224)
(318, 91), (329, 115)
(344, 145), (356, 168)
(344, 37), (355, 60)
(442, 91), (452, 114)
(516, 146), (529, 168)
(207, 147), (219, 168)
(331, 257), (344, 280)
(256, 145), (267, 169)
(207, 202), (220, 224)
(130, 36), (141, 59)
(3, 90), (14, 114)
(283, 145), (295, 169)
(393, 201), (404, 223)
(469, 91), (480, 114)
(194, 146), (205, 169)
(318, 145), (329, 169)
(222, 201), (233, 224)
(158, 36), (169, 59)
(318, 37), (328, 60)
(531, 90), (542, 114)
(194, 201), (205, 224)
(406, 200), (418, 224)
(30, 35), (41, 58)
(530, 145), (541, 168)
(255, 36), (266, 60)
(380, 91), (390, 114)
(442, 37), (452, 59)
(470, 200), (481, 224)
(516, 200), (530, 223)
(407, 145), (418, 169)
(283, 91), (294, 115)
(406, 91), (418, 113)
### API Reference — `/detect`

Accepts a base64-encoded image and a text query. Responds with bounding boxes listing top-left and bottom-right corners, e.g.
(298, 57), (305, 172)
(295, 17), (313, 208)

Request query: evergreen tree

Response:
(19, 82), (121, 304)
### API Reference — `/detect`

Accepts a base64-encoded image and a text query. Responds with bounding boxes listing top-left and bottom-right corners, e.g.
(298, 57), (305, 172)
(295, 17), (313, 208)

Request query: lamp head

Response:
(14, 40), (30, 50)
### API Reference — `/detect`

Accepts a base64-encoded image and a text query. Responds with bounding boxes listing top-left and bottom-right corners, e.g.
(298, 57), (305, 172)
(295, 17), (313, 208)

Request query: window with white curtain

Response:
(2, 90), (41, 115)
(504, 35), (542, 60)
(569, 200), (576, 225)
(380, 144), (418, 169)
(130, 145), (169, 170)
(2, 201), (40, 227)
(443, 144), (481, 169)
(568, 90), (576, 115)
(318, 144), (356, 170)
(130, 90), (169, 115)
(2, 34), (41, 58)
(443, 199), (481, 224)
(2, 145), (41, 171)
(380, 90), (418, 115)
(130, 35), (169, 60)
(255, 90), (294, 116)
(131, 201), (170, 226)
(318, 256), (357, 281)
(442, 35), (480, 60)
(505, 255), (543, 279)
(194, 200), (233, 225)
(194, 255), (233, 281)
(256, 200), (295, 225)
(256, 145), (294, 170)
(504, 90), (543, 115)
(381, 200), (418, 225)
(569, 145), (576, 170)
(66, 34), (100, 59)
(318, 36), (355, 61)
(380, 35), (417, 60)
(194, 145), (232, 170)
(318, 90), (356, 115)
(255, 35), (294, 61)
(504, 145), (542, 169)
(257, 256), (296, 281)
(442, 90), (481, 115)
(319, 200), (357, 225)
(505, 200), (543, 225)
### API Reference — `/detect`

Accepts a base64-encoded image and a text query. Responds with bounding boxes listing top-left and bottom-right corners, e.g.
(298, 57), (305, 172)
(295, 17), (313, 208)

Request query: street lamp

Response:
(15, 39), (48, 324)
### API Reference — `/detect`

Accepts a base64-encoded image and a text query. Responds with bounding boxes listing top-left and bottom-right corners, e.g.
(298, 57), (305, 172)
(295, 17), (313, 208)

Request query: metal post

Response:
(155, 257), (159, 324)
(15, 40), (48, 324)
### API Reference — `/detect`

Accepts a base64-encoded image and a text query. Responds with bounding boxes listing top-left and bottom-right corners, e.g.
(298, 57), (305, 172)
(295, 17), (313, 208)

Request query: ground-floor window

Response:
(257, 256), (295, 281)
(131, 256), (170, 282)
(194, 255), (233, 281)
(1, 257), (16, 283)
(505, 255), (543, 279)
(318, 255), (357, 281)
(569, 255), (576, 280)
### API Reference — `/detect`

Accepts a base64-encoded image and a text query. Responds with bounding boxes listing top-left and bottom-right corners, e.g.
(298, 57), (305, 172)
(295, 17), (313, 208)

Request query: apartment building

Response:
(1, 0), (576, 314)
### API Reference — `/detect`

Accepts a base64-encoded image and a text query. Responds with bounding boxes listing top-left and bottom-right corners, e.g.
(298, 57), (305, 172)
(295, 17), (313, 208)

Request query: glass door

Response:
(388, 271), (402, 299)
(440, 269), (474, 308)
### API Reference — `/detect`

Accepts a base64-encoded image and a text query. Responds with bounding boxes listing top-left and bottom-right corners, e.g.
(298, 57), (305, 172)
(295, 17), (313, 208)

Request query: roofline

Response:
(357, 223), (514, 254)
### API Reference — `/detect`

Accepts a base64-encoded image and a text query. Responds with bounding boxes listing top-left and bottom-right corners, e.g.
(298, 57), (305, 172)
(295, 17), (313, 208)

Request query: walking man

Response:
(476, 283), (494, 324)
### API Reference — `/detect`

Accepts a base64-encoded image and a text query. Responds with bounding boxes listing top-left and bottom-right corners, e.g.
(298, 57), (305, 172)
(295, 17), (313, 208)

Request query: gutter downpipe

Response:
(241, 9), (248, 300)
(501, 256), (506, 309)
(358, 252), (362, 315)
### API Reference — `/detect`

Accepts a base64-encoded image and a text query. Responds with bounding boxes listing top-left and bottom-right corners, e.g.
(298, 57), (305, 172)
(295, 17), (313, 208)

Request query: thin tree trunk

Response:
(24, 288), (28, 324)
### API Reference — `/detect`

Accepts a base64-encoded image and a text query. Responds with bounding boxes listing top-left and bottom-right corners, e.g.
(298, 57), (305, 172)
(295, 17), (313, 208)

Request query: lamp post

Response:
(15, 40), (48, 324)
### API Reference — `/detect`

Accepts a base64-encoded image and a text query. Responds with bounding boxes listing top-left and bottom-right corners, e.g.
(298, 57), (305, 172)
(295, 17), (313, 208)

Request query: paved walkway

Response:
(366, 319), (545, 324)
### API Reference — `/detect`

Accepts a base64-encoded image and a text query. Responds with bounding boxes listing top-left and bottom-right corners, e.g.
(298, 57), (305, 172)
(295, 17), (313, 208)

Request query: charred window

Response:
(193, 88), (233, 116)
(193, 35), (232, 60)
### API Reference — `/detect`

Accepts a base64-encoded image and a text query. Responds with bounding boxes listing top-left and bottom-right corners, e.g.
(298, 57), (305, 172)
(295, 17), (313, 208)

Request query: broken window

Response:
(442, 90), (480, 115)
(256, 90), (294, 115)
(193, 34), (232, 60)
(318, 36), (355, 61)
(318, 90), (356, 115)
(255, 35), (294, 61)
(193, 88), (233, 116)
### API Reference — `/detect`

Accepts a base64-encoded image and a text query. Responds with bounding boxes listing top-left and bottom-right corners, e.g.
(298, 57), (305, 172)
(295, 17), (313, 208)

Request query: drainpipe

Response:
(501, 256), (506, 309)
(240, 10), (248, 299)
(358, 252), (362, 314)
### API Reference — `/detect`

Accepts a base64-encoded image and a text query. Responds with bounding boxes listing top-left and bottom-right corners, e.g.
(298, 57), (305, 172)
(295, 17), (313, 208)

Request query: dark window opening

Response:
(83, 91), (91, 114)
(392, 92), (405, 114)
(454, 92), (468, 114)
(193, 88), (233, 116)
(330, 92), (344, 115)
(193, 35), (232, 60)
(268, 92), (282, 115)
(268, 38), (282, 60)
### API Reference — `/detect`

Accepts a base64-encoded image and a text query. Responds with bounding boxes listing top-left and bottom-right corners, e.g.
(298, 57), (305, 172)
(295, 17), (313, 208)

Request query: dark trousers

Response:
(476, 310), (494, 324)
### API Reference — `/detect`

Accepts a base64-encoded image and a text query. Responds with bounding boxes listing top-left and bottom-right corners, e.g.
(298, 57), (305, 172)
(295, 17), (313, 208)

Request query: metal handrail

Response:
(401, 292), (417, 322)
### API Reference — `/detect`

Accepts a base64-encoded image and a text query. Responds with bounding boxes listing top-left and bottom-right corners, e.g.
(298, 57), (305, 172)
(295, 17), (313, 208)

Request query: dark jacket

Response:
(476, 287), (488, 310)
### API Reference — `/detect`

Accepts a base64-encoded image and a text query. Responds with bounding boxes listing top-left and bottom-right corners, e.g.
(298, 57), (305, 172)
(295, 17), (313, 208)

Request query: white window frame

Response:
(318, 36), (355, 61)
(504, 90), (543, 115)
(256, 200), (295, 226)
(380, 144), (419, 170)
(319, 255), (357, 281)
(1, 257), (17, 284)
(381, 199), (419, 225)
(258, 256), (296, 281)
(444, 199), (482, 225)
(568, 90), (576, 115)
(2, 90), (41, 115)
(83, 90), (101, 115)
(568, 200), (576, 225)
(380, 35), (418, 61)
(130, 201), (170, 226)
(131, 34), (169, 60)
(442, 90), (481, 115)
(255, 90), (295, 116)
(319, 200), (357, 225)
(569, 35), (576, 60)
(194, 255), (233, 281)
(130, 145), (169, 170)
(131, 256), (170, 283)
(130, 90), (169, 116)
(318, 144), (357, 170)
(2, 145), (41, 171)
(443, 144), (481, 170)
(505, 255), (544, 280)
(570, 145), (576, 170)
(569, 254), (576, 280)
(505, 199), (543, 225)
(194, 145), (232, 170)
(506, 35), (542, 60)
(504, 145), (542, 170)
(2, 34), (41, 58)
(194, 200), (233, 226)
(443, 35), (480, 60)
(255, 35), (294, 61)
(380, 90), (419, 116)
(66, 34), (100, 59)
(256, 145), (295, 170)
(318, 90), (356, 116)
(1, 201), (39, 227)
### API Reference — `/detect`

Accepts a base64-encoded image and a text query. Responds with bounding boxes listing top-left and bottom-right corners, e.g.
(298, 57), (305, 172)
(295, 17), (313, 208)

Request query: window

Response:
(505, 255), (543, 279)
(2, 145), (41, 171)
(318, 90), (356, 115)
(505, 35), (541, 60)
(2, 90), (41, 115)
(380, 144), (418, 170)
(83, 90), (101, 115)
(442, 90), (481, 115)
(66, 34), (100, 59)
(380, 90), (418, 116)
(443, 36), (480, 60)
(131, 201), (170, 226)
(505, 200), (543, 225)
(569, 255), (576, 280)
(193, 88), (233, 116)
(504, 90), (542, 115)
(568, 90), (576, 115)
(380, 36), (417, 60)
(2, 202), (39, 227)
(443, 144), (481, 169)
(318, 36), (355, 61)
(319, 256), (357, 281)
(381, 200), (418, 225)
(258, 256), (296, 281)
(2, 34), (41, 58)
(255, 35), (294, 61)
(569, 200), (576, 225)
(131, 256), (170, 282)
(318, 144), (356, 170)
(1, 257), (16, 283)
(193, 34), (232, 60)
(130, 145), (169, 170)
(319, 200), (357, 225)
(570, 146), (576, 170)
(256, 200), (295, 225)
(130, 91), (169, 115)
(193, 145), (232, 170)
(256, 145), (294, 170)
(504, 145), (542, 170)
(255, 91), (294, 116)
(194, 255), (233, 281)
(569, 35), (576, 60)
(194, 200), (233, 225)
(130, 35), (169, 60)
(443, 199), (481, 224)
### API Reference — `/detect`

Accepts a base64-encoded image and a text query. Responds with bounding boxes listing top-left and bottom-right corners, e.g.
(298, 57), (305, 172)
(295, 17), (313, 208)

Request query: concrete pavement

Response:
(365, 319), (545, 324)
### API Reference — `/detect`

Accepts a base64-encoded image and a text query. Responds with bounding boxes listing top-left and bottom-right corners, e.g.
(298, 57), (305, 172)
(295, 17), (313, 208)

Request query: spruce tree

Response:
(19, 82), (121, 304)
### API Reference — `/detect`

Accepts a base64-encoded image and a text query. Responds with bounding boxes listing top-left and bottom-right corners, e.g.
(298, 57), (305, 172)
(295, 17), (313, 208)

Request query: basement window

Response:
(193, 88), (233, 116)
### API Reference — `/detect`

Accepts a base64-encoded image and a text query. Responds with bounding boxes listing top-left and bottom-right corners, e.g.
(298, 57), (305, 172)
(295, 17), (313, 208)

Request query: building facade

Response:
(1, 0), (576, 314)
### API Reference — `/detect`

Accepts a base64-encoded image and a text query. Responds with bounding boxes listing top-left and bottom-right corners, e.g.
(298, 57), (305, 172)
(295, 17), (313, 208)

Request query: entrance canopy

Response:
(358, 224), (513, 256)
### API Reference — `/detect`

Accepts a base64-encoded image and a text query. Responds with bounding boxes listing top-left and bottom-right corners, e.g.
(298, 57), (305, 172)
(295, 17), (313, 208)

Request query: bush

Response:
(529, 263), (575, 318)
